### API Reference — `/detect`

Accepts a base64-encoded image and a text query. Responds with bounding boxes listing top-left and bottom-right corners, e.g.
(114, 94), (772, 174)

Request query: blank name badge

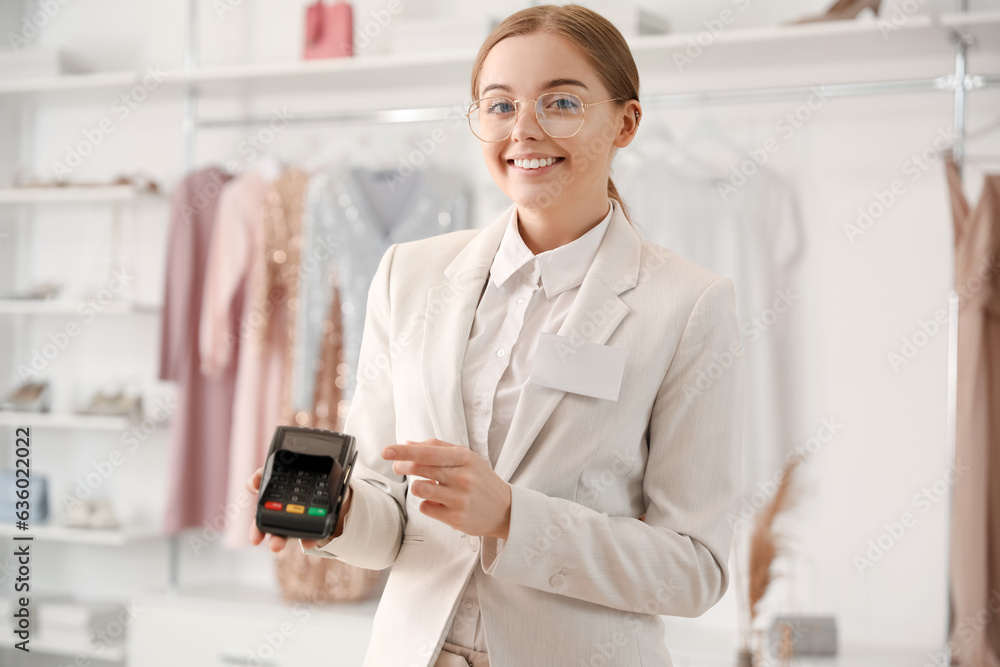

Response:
(529, 332), (626, 401)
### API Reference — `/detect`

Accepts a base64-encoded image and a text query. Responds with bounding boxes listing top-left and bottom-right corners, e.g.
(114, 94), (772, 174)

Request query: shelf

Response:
(0, 635), (125, 661)
(0, 522), (163, 546)
(0, 11), (996, 102)
(0, 300), (161, 315)
(0, 412), (143, 430)
(0, 69), (138, 98)
(0, 185), (162, 204)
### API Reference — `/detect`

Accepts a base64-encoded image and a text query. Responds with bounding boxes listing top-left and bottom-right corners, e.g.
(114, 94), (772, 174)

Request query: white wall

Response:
(1, 0), (998, 659)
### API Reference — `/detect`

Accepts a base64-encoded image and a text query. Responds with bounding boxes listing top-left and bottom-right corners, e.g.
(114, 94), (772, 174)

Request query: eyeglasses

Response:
(465, 92), (621, 142)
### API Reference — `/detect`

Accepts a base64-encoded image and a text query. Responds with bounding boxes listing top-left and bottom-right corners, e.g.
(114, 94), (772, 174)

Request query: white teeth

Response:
(513, 157), (558, 170)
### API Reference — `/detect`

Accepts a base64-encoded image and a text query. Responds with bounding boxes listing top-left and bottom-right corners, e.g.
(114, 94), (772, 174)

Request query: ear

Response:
(613, 100), (642, 149)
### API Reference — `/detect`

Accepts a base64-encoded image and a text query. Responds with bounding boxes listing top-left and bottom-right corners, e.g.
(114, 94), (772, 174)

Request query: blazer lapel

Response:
(421, 204), (514, 449)
(419, 201), (644, 482)
(492, 204), (643, 482)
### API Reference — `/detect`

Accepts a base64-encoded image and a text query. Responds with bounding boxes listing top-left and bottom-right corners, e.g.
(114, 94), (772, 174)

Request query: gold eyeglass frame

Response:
(465, 92), (622, 142)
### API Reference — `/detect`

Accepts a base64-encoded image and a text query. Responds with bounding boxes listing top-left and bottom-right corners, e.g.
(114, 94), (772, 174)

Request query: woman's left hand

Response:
(384, 439), (511, 540)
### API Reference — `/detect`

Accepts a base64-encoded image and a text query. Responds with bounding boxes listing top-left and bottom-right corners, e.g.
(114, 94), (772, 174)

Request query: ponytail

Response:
(608, 176), (632, 225)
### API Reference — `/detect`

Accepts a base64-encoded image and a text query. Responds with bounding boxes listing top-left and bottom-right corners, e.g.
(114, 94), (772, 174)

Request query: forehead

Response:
(478, 31), (600, 98)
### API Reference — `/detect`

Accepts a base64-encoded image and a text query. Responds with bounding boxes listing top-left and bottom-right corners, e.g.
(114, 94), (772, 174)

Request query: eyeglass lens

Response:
(470, 92), (586, 141)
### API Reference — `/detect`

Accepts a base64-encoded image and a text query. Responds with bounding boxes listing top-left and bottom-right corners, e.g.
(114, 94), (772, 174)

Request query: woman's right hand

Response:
(246, 467), (351, 553)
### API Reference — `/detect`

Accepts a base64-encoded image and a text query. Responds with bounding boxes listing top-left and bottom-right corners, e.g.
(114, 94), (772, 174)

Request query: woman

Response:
(248, 5), (744, 666)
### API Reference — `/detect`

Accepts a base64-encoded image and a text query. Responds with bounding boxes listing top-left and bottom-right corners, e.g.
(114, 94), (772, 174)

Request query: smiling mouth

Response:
(508, 157), (565, 171)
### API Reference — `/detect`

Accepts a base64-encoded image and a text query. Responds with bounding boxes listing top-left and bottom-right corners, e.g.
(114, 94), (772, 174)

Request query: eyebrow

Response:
(479, 78), (590, 98)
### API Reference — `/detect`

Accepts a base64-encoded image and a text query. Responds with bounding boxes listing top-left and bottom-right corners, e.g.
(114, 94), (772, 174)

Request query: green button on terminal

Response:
(307, 507), (327, 516)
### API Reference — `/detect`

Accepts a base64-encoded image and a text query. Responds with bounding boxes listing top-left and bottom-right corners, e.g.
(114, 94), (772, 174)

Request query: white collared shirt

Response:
(446, 198), (615, 653)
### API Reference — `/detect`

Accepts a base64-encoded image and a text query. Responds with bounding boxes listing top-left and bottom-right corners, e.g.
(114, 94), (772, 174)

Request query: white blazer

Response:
(305, 201), (744, 666)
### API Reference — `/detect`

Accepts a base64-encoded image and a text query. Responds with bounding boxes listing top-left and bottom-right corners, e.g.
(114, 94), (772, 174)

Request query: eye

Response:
(485, 99), (515, 115)
(545, 94), (582, 112)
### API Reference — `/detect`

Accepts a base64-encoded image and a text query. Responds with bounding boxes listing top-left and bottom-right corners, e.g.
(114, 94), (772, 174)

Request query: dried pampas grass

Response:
(748, 456), (803, 623)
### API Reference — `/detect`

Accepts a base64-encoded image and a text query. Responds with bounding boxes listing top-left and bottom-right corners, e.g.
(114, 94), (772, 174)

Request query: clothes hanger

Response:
(939, 118), (1000, 167)
(256, 153), (283, 182)
(682, 113), (758, 177)
(624, 115), (722, 181)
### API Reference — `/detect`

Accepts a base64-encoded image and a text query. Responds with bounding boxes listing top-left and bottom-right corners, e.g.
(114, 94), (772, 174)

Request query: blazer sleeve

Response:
(302, 244), (408, 571)
(480, 277), (744, 617)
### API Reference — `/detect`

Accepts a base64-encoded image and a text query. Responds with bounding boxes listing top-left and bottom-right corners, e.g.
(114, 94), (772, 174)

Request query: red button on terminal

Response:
(264, 501), (283, 511)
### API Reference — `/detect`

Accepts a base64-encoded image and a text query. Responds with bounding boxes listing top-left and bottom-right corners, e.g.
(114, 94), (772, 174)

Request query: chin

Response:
(506, 186), (564, 211)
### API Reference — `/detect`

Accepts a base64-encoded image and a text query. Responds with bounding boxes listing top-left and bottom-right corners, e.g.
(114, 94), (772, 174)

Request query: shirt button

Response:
(469, 536), (480, 551)
(463, 600), (473, 610)
(496, 349), (505, 358)
(550, 573), (566, 587)
(477, 399), (487, 412)
(517, 297), (526, 304)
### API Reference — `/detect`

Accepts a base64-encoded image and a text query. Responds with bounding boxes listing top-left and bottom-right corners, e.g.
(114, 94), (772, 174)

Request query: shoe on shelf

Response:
(63, 498), (91, 528)
(792, 0), (881, 23)
(0, 380), (52, 413)
(88, 498), (120, 530)
(77, 376), (145, 422)
(0, 279), (64, 301)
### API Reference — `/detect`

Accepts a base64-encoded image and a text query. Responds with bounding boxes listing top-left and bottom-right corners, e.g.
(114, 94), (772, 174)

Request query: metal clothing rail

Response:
(193, 73), (1000, 129)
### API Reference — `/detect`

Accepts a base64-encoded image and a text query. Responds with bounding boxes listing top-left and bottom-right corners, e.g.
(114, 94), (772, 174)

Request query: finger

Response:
(392, 460), (450, 483)
(249, 522), (266, 545)
(384, 443), (466, 467)
(267, 534), (288, 553)
(246, 468), (263, 494)
(410, 478), (461, 506)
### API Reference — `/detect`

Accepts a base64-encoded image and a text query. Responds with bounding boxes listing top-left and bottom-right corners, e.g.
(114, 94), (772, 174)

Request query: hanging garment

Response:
(294, 166), (471, 419)
(200, 170), (286, 548)
(944, 158), (1000, 667)
(158, 167), (237, 534)
(616, 125), (802, 498)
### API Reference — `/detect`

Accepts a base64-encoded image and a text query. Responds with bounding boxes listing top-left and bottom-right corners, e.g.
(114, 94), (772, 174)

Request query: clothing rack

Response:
(177, 2), (990, 661)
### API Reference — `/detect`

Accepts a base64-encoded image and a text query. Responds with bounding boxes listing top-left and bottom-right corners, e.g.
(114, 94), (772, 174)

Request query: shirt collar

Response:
(490, 198), (615, 299)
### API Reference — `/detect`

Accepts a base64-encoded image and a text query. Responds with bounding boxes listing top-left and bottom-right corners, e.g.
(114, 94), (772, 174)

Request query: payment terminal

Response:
(255, 426), (357, 540)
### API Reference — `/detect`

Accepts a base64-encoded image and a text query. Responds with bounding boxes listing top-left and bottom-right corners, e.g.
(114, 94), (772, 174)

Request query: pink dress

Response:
(200, 171), (287, 548)
(159, 167), (237, 534)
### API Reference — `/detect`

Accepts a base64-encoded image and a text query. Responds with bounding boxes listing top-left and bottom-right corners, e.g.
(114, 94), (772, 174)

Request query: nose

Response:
(509, 100), (545, 143)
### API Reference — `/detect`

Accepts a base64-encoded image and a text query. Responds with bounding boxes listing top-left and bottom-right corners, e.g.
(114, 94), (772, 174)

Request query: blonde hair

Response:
(470, 4), (640, 222)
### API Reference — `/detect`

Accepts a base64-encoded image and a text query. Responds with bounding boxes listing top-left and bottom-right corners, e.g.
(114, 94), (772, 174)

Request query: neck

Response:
(516, 192), (612, 255)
